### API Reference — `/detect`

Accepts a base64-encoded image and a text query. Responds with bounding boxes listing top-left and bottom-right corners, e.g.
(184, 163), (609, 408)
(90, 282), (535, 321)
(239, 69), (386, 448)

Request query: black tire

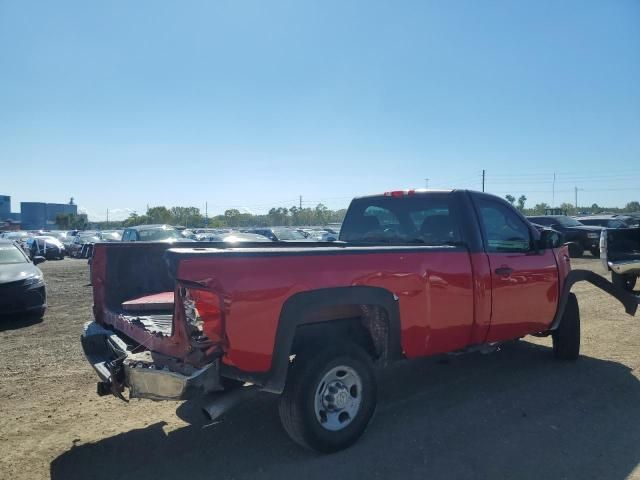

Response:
(612, 272), (637, 292)
(567, 243), (584, 258)
(552, 293), (580, 360)
(278, 343), (377, 453)
(590, 247), (600, 259)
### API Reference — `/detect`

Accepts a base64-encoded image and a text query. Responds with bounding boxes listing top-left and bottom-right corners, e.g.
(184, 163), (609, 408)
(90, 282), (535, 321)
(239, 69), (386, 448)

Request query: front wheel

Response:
(278, 343), (377, 453)
(553, 293), (580, 360)
(612, 272), (637, 292)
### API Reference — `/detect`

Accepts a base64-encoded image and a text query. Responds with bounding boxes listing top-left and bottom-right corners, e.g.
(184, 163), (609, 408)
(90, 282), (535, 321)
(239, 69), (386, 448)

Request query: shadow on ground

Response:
(51, 341), (640, 480)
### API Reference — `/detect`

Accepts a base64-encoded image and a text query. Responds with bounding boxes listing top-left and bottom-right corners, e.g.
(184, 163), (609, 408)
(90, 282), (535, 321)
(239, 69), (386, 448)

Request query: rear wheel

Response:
(278, 343), (377, 453)
(612, 272), (637, 292)
(553, 293), (580, 360)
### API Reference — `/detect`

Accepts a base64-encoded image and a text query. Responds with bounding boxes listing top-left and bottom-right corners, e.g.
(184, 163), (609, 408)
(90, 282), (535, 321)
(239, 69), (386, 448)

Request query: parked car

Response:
(25, 236), (65, 260)
(600, 227), (640, 292)
(68, 234), (101, 258)
(574, 215), (636, 229)
(246, 227), (312, 241)
(197, 232), (272, 243)
(195, 229), (234, 241)
(81, 189), (637, 452)
(526, 215), (603, 257)
(0, 240), (46, 317)
(1, 231), (32, 251)
(305, 229), (338, 242)
(180, 229), (197, 240)
(121, 224), (195, 242)
(97, 230), (123, 242)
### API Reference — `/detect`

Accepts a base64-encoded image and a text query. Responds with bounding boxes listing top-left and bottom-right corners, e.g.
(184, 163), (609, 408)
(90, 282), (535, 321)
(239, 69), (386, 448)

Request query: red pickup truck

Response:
(82, 190), (638, 452)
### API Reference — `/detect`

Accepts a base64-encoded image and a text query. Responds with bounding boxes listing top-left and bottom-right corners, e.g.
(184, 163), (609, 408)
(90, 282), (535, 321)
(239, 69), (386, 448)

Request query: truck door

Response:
(474, 197), (559, 342)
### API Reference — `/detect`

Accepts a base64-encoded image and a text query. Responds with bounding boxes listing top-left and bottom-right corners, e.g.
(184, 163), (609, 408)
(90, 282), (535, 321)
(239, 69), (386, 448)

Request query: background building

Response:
(0, 195), (10, 220)
(20, 202), (77, 230)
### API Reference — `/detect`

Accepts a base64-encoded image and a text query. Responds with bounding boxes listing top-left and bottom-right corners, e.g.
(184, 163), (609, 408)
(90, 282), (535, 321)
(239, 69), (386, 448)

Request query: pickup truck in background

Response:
(526, 215), (603, 258)
(81, 190), (638, 452)
(601, 227), (640, 291)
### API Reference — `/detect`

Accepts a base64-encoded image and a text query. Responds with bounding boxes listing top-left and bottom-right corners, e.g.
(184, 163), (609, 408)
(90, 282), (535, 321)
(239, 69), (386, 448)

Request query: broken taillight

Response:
(180, 287), (226, 348)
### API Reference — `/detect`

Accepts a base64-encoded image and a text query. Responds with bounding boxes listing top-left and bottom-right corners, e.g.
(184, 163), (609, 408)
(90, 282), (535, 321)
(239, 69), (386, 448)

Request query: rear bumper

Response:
(608, 261), (640, 276)
(81, 321), (222, 401)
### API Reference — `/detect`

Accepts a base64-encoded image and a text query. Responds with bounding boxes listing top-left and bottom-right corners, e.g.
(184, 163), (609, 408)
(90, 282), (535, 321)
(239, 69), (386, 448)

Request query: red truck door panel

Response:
(475, 198), (559, 342)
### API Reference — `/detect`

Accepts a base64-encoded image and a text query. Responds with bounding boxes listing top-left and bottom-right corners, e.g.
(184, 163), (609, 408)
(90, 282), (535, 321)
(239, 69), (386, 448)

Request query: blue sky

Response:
(1, 0), (639, 221)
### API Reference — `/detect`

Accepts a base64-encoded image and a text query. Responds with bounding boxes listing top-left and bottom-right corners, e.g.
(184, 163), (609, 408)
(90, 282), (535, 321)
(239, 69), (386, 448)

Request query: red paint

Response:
(92, 243), (564, 373)
(483, 249), (559, 342)
(173, 250), (496, 372)
(121, 291), (174, 312)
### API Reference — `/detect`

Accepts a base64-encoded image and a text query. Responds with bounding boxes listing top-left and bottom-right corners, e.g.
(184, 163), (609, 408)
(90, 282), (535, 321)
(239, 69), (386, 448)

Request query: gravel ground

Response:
(1, 257), (640, 480)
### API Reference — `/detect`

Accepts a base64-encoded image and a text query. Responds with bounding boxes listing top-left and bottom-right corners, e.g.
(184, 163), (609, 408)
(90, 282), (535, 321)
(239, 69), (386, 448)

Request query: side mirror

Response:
(33, 256), (46, 265)
(538, 229), (563, 250)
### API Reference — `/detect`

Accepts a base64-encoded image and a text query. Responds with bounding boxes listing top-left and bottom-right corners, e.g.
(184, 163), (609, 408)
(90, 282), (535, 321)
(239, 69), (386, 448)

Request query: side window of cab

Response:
(477, 199), (532, 253)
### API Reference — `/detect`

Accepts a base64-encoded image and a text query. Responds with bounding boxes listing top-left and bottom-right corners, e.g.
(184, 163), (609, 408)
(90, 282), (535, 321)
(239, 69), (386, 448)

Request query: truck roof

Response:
(354, 189), (454, 200)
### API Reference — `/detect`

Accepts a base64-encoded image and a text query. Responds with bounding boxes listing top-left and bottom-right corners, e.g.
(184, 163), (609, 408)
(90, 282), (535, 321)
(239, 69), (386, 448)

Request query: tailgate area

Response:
(81, 321), (222, 400)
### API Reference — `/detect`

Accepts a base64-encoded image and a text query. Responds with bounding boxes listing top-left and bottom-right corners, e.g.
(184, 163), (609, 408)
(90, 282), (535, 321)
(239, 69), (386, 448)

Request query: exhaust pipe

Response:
(202, 385), (261, 421)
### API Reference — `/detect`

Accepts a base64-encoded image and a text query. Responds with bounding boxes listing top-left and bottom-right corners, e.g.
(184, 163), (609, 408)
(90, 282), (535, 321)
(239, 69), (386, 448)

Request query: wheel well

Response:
(290, 304), (391, 365)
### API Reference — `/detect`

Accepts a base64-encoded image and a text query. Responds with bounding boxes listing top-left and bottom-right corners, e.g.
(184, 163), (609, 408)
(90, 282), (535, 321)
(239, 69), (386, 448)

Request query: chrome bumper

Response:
(608, 261), (640, 275)
(81, 321), (221, 401)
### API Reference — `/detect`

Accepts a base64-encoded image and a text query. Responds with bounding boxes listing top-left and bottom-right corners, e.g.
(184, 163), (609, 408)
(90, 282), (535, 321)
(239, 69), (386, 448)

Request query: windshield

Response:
(0, 244), (28, 264)
(273, 229), (306, 240)
(79, 236), (100, 244)
(3, 232), (30, 241)
(138, 228), (183, 241)
(100, 231), (122, 241)
(609, 220), (627, 228)
(38, 236), (63, 246)
(555, 216), (583, 227)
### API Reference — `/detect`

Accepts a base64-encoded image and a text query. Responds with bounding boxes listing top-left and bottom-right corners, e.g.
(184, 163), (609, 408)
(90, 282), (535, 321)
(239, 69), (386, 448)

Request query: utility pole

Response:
(205, 202), (208, 227)
(482, 170), (485, 192)
(299, 195), (302, 209)
(552, 173), (556, 207)
(424, 178), (429, 189)
(574, 187), (583, 210)
(106, 208), (109, 227)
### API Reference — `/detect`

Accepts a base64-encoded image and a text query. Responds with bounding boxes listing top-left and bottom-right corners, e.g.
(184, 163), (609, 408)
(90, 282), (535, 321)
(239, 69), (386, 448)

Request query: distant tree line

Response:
(80, 204), (348, 230)
(55, 212), (89, 230)
(503, 194), (640, 216)
(59, 197), (640, 230)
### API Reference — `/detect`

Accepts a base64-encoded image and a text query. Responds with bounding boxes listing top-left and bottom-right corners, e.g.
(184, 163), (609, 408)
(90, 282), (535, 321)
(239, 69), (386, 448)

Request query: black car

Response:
(25, 236), (66, 260)
(527, 215), (603, 257)
(0, 240), (47, 317)
(574, 215), (638, 229)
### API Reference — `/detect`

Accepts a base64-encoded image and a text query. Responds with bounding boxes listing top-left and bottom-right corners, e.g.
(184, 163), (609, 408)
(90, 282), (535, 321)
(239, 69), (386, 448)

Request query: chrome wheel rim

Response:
(314, 365), (362, 431)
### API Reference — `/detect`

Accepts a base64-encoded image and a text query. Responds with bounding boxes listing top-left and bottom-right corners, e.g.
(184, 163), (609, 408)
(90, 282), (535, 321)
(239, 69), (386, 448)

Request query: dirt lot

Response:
(1, 257), (640, 480)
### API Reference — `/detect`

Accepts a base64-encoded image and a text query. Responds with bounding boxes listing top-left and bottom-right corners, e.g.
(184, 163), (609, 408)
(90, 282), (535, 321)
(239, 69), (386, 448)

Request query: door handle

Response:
(494, 267), (513, 276)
